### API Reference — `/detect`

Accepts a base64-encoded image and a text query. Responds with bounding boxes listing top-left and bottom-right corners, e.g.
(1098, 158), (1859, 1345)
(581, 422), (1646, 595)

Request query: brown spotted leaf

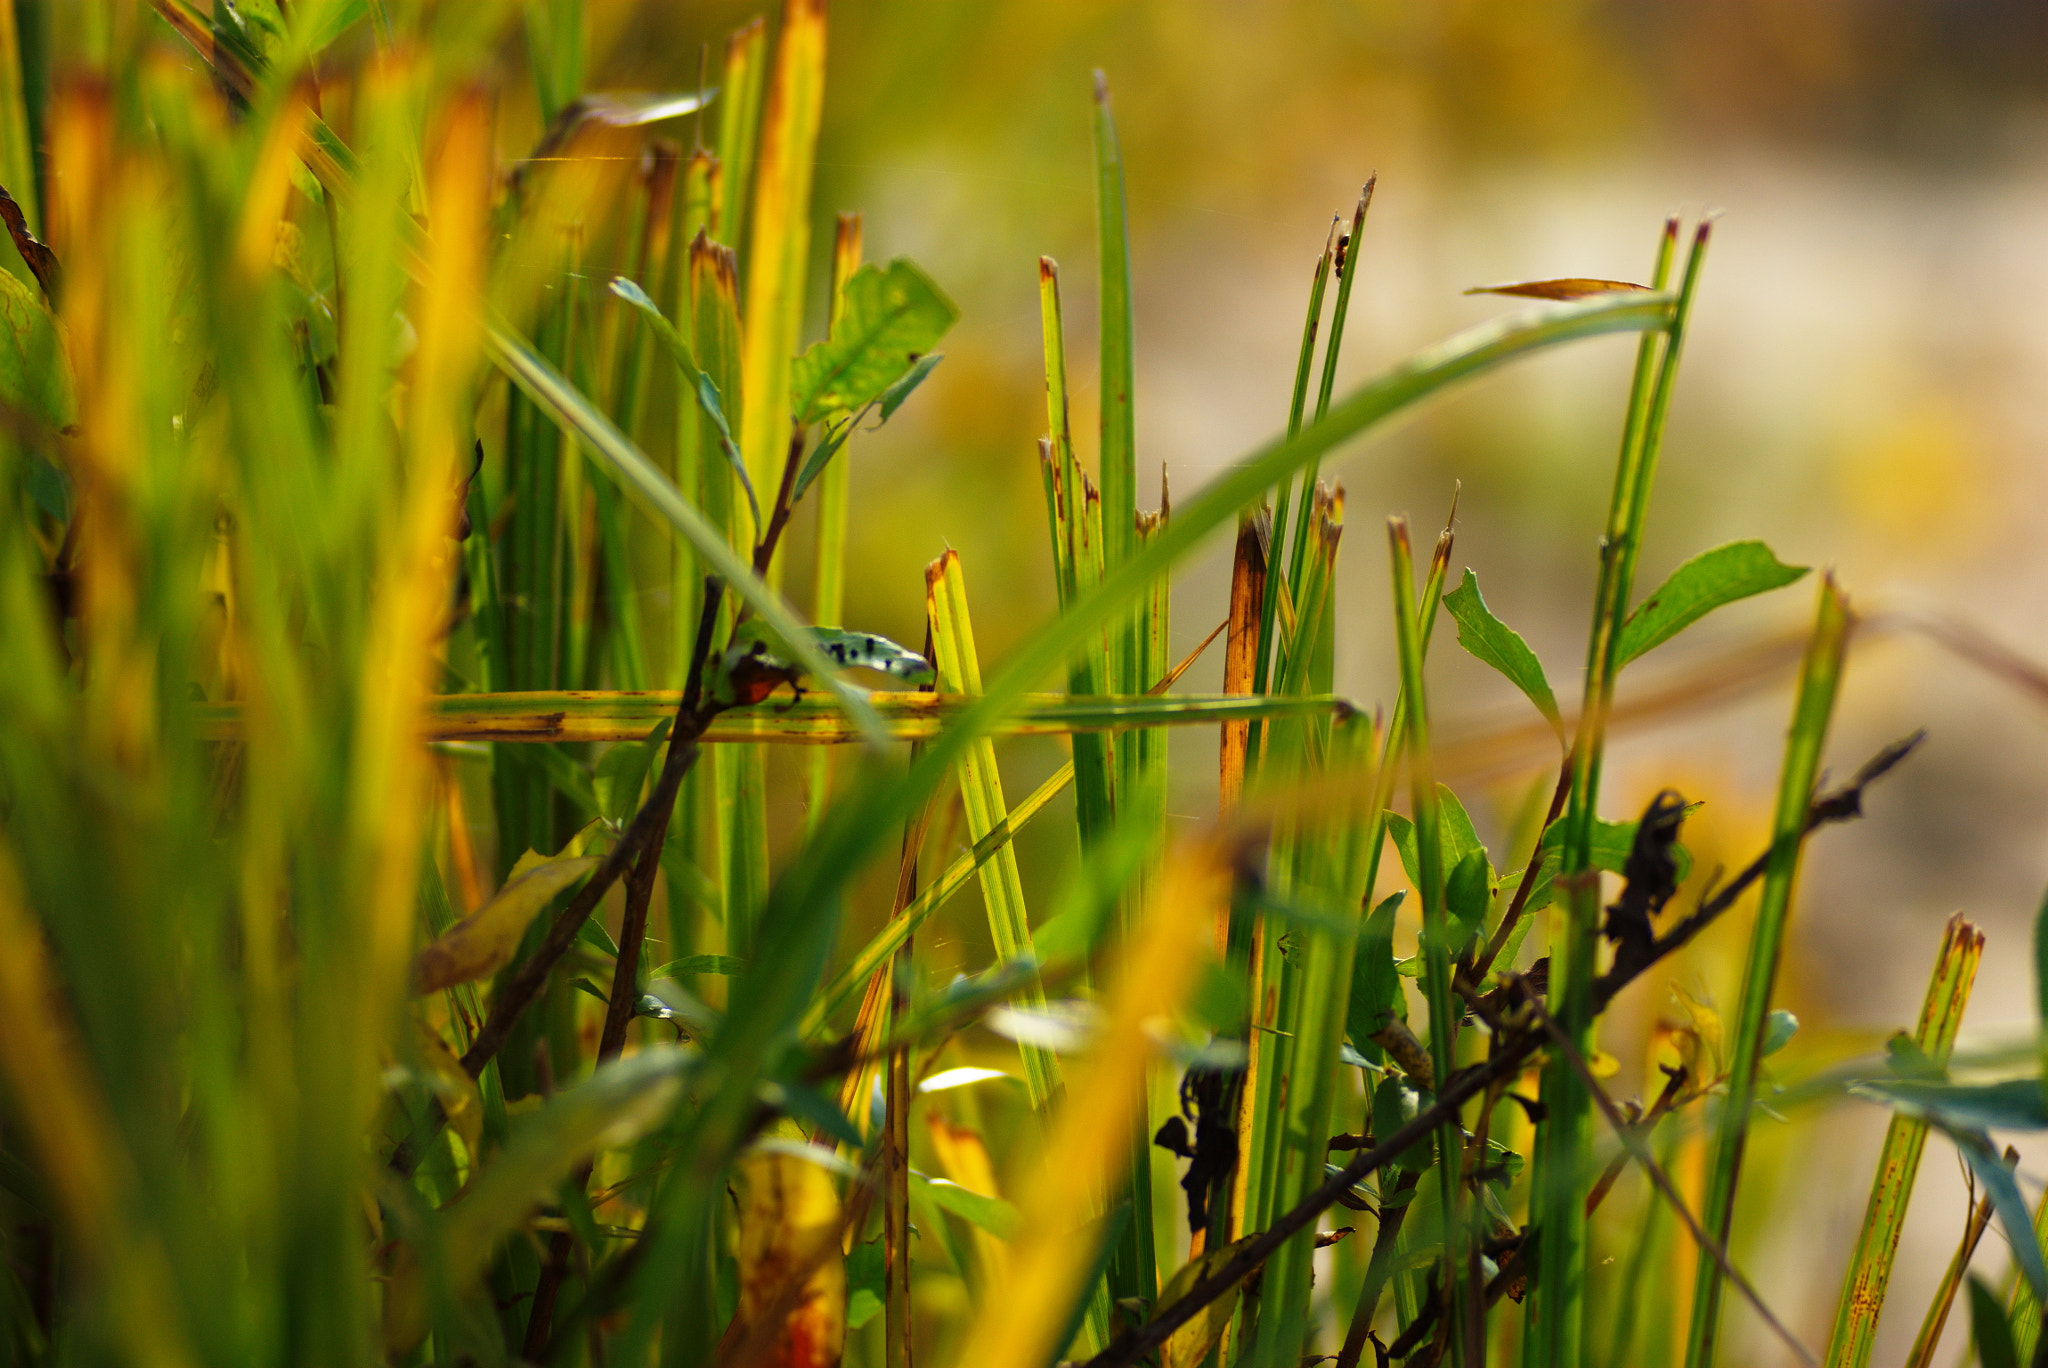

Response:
(732, 1127), (847, 1368)
(1464, 278), (1652, 301)
(410, 850), (598, 995)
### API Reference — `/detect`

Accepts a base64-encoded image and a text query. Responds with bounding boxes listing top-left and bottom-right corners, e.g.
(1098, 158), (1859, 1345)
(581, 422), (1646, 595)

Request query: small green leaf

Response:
(1387, 786), (1489, 901)
(846, 1239), (885, 1330)
(608, 276), (760, 530)
(875, 351), (944, 422)
(1446, 849), (1491, 950)
(1348, 892), (1405, 1043)
(908, 1170), (1021, 1239)
(791, 258), (958, 424)
(1969, 1275), (2019, 1368)
(1615, 540), (1809, 665)
(1443, 570), (1562, 738)
(1761, 1009), (1799, 1058)
(789, 354), (947, 503)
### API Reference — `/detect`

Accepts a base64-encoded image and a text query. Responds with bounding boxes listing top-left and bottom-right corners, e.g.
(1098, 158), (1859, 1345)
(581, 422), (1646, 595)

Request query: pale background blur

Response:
(573, 3), (2042, 1360)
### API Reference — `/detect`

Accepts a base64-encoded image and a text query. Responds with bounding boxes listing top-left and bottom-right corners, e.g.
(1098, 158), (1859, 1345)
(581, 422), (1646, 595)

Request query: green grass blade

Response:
(1388, 515), (1470, 1366)
(1039, 256), (1118, 848)
(1685, 575), (1853, 1368)
(711, 17), (766, 246)
(803, 762), (1075, 1035)
(806, 212), (862, 833)
(925, 551), (1061, 1108)
(1313, 178), (1376, 423)
(1092, 69), (1136, 588)
(1824, 915), (1984, 1368)
(1528, 219), (1686, 1368)
(1250, 220), (1338, 763)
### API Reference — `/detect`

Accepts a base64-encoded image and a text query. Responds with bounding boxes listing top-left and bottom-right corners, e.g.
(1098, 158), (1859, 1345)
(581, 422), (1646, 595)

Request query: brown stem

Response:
(1468, 754), (1572, 985)
(461, 582), (726, 1079)
(1335, 1169), (1421, 1368)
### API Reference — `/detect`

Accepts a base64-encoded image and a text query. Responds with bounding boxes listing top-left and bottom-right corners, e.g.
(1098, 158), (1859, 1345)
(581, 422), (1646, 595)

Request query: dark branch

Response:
(1078, 735), (1919, 1368)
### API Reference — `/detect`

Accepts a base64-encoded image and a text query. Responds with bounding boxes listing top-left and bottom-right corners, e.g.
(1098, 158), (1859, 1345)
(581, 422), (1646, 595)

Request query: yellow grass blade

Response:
(951, 834), (1230, 1368)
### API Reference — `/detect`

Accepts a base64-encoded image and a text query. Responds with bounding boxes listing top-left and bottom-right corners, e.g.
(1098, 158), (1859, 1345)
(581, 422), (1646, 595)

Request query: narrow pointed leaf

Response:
(1465, 277), (1652, 300)
(1443, 569), (1562, 737)
(1616, 540), (1810, 665)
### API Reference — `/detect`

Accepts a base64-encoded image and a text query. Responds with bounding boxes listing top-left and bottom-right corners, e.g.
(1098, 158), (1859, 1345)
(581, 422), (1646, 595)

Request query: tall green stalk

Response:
(1526, 219), (1693, 1368)
(1683, 576), (1853, 1368)
(1389, 516), (1468, 1366)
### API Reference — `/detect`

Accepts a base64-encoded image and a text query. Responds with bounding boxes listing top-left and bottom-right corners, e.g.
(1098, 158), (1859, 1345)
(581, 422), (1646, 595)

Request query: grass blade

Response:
(950, 838), (1231, 1368)
(711, 17), (766, 244)
(737, 0), (826, 560)
(925, 550), (1062, 1108)
(1388, 514), (1469, 1366)
(1824, 914), (1984, 1368)
(1684, 575), (1853, 1368)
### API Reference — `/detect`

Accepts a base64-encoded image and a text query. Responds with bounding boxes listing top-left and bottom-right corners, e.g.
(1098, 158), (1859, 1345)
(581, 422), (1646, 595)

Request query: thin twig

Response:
(461, 582), (727, 1078)
(1468, 753), (1573, 985)
(1079, 736), (1917, 1368)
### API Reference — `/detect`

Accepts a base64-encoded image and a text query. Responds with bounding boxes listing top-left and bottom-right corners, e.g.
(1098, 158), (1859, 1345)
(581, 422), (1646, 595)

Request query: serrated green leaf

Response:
(791, 258), (957, 424)
(1443, 570), (1562, 738)
(1615, 540), (1809, 665)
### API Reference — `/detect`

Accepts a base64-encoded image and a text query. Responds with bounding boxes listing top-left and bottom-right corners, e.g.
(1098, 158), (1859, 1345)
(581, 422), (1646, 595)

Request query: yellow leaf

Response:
(409, 851), (598, 995)
(952, 836), (1231, 1368)
(1587, 1048), (1621, 1080)
(1464, 278), (1652, 301)
(410, 1019), (483, 1167)
(926, 1111), (1010, 1283)
(733, 1122), (846, 1368)
(1159, 1235), (1257, 1368)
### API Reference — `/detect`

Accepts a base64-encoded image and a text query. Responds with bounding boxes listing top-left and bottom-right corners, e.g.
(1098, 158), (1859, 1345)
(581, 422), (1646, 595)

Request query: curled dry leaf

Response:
(1464, 278), (1652, 301)
(411, 851), (600, 995)
(410, 1019), (483, 1165)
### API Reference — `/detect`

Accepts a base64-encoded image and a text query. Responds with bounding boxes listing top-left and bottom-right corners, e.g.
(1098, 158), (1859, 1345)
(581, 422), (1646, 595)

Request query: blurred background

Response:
(557, 2), (2041, 1359)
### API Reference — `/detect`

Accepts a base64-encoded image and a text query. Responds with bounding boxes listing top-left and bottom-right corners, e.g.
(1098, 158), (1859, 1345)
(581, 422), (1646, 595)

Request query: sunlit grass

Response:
(0, 6), (2040, 1368)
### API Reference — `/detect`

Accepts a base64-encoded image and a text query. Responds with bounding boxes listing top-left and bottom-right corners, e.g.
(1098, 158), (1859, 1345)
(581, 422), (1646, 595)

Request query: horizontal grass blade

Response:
(198, 690), (1350, 744)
